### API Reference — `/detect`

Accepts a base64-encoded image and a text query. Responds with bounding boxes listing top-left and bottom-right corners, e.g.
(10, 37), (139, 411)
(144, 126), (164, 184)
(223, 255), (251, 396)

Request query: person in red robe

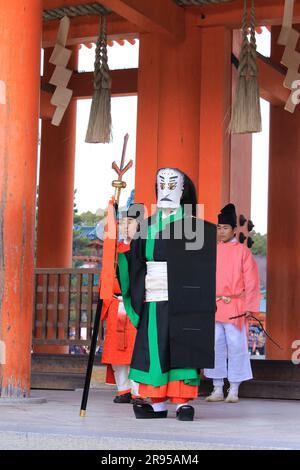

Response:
(101, 209), (141, 403)
(204, 204), (260, 403)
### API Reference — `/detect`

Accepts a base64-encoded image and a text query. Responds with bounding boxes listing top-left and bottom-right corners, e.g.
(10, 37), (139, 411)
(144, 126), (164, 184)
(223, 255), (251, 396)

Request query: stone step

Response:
(31, 372), (86, 390)
(31, 369), (108, 390)
(250, 359), (300, 381)
(32, 356), (300, 380)
(0, 430), (273, 450)
(31, 355), (300, 399)
(240, 379), (300, 400)
(199, 378), (300, 400)
(31, 353), (101, 374)
(31, 372), (300, 400)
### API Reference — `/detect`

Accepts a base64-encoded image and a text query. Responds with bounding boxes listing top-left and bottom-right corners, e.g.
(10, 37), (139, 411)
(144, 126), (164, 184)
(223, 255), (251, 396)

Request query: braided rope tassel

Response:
(100, 17), (112, 91)
(93, 16), (102, 92)
(230, 0), (261, 133)
(86, 15), (112, 143)
(229, 0), (249, 133)
(247, 0), (261, 131)
(238, 0), (250, 78)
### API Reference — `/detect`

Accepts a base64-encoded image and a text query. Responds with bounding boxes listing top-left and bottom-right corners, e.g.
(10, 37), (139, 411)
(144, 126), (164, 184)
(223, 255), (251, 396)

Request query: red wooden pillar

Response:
(135, 11), (201, 213)
(0, 0), (42, 397)
(134, 33), (160, 212)
(266, 27), (300, 359)
(35, 47), (78, 354)
(198, 27), (232, 223)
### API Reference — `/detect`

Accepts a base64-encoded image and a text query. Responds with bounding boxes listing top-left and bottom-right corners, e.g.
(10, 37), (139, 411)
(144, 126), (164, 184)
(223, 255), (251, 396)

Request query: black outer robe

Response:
(126, 213), (216, 373)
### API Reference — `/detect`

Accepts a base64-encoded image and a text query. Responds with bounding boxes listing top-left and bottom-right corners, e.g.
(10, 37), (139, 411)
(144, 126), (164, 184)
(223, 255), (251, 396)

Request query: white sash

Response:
(145, 261), (168, 302)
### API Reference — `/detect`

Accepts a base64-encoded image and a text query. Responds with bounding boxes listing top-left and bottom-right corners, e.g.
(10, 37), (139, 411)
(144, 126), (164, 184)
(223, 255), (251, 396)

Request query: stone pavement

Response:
(0, 387), (299, 450)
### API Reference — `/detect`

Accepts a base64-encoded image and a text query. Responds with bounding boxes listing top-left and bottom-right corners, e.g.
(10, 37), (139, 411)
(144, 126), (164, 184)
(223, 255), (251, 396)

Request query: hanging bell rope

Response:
(229, 0), (261, 134)
(85, 15), (112, 143)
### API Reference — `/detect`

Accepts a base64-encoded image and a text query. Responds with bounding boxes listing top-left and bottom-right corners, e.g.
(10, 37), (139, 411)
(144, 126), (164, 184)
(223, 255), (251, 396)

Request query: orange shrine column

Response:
(198, 27), (232, 223)
(36, 47), (78, 268)
(0, 0), (42, 397)
(135, 11), (201, 212)
(266, 27), (300, 359)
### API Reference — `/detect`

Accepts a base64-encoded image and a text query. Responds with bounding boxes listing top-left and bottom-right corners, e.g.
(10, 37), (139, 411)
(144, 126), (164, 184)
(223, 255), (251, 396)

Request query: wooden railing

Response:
(32, 268), (101, 346)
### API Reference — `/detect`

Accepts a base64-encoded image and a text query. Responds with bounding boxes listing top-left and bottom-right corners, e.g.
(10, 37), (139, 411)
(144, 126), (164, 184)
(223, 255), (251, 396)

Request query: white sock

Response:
(229, 382), (240, 395)
(151, 401), (168, 412)
(213, 379), (224, 390)
(176, 402), (189, 411)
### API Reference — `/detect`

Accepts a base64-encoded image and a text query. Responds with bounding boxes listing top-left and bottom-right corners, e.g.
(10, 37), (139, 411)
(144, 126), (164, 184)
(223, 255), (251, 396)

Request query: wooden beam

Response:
(40, 90), (56, 120)
(69, 67), (138, 98)
(40, 68), (138, 119)
(43, 14), (140, 47)
(195, 0), (300, 29)
(40, 57), (288, 116)
(43, 0), (184, 41)
(257, 54), (289, 106)
(232, 52), (289, 106)
(95, 0), (185, 40)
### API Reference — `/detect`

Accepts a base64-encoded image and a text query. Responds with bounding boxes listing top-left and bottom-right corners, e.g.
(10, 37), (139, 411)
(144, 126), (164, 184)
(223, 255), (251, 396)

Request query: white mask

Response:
(156, 168), (184, 209)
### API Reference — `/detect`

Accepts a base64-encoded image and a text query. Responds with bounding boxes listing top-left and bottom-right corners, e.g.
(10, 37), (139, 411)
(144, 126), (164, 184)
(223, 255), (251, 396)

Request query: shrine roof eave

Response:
(43, 12), (140, 48)
(43, 0), (185, 42)
(42, 0), (300, 48)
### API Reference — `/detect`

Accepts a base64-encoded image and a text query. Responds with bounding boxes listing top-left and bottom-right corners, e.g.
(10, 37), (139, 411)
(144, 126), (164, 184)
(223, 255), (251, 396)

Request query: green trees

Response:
(74, 211), (103, 226)
(251, 231), (267, 256)
(72, 190), (104, 267)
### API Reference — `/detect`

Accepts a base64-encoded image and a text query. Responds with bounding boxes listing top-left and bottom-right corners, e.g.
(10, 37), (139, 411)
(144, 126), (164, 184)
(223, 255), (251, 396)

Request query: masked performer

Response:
(117, 168), (216, 421)
(204, 204), (260, 403)
(101, 206), (141, 403)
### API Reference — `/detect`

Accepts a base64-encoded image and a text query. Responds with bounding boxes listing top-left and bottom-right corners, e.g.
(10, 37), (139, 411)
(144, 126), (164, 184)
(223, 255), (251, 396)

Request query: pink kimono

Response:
(216, 240), (260, 330)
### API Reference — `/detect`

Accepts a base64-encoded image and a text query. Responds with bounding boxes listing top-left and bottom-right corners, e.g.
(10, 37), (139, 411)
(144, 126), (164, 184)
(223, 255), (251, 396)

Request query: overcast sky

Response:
(74, 29), (271, 234)
(251, 28), (270, 235)
(74, 41), (138, 215)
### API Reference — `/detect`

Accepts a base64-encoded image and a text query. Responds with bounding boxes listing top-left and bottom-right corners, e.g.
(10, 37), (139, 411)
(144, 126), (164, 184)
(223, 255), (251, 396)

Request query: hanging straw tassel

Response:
(230, 0), (261, 134)
(247, 0), (262, 132)
(85, 15), (112, 143)
(229, 1), (249, 133)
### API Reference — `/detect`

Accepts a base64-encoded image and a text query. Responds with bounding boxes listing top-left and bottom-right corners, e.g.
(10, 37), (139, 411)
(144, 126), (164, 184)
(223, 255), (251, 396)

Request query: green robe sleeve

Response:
(117, 250), (140, 328)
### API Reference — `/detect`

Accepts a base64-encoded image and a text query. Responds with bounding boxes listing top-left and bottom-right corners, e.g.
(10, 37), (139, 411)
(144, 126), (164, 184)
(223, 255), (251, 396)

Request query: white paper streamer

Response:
(49, 16), (73, 126)
(277, 0), (300, 113)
